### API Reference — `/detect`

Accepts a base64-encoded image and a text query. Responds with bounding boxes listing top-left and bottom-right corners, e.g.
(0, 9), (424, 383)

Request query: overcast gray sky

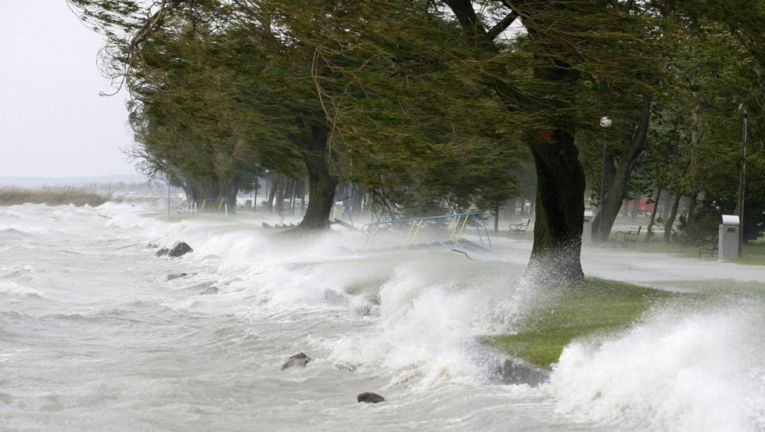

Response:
(0, 1), (137, 177)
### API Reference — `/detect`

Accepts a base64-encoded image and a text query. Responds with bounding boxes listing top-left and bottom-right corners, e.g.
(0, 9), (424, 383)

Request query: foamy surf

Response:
(0, 201), (762, 431)
(549, 302), (765, 431)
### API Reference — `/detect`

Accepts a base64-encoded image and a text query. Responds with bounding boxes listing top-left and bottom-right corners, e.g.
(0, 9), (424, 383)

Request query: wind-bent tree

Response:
(429, 0), (660, 282)
(69, 0), (339, 228)
(269, 0), (524, 217)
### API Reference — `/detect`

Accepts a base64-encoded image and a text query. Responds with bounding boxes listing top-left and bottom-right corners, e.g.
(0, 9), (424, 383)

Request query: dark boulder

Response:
(168, 242), (193, 257)
(281, 352), (310, 370)
(357, 392), (385, 404)
(498, 357), (549, 387)
(156, 242), (193, 258)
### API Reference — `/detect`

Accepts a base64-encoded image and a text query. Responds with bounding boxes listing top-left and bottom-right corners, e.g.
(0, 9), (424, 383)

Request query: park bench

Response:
(510, 218), (531, 235)
(612, 226), (642, 247)
(697, 238), (719, 258)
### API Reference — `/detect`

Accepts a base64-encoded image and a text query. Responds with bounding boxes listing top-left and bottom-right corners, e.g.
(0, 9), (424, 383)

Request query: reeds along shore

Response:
(0, 187), (107, 207)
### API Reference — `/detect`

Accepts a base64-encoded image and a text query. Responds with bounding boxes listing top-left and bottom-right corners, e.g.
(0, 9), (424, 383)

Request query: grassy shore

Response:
(482, 278), (675, 369)
(502, 224), (765, 266)
(0, 187), (107, 207)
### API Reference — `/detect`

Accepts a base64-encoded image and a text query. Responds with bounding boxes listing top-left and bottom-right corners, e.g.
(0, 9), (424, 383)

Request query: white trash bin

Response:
(719, 215), (740, 260)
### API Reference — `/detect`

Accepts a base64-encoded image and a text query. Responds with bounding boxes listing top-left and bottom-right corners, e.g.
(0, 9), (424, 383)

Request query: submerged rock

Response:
(166, 273), (188, 281)
(357, 392), (385, 403)
(334, 362), (358, 373)
(324, 289), (348, 306)
(155, 242), (193, 258)
(281, 352), (310, 370)
(199, 286), (219, 295)
(168, 242), (193, 257)
(498, 357), (549, 387)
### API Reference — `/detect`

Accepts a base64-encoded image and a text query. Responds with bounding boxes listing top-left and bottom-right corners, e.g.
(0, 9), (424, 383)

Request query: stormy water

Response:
(1, 201), (764, 431)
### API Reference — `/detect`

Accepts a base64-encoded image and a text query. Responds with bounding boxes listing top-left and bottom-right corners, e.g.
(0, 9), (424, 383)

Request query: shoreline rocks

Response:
(156, 242), (193, 258)
(357, 392), (385, 403)
(497, 357), (550, 387)
(281, 352), (310, 370)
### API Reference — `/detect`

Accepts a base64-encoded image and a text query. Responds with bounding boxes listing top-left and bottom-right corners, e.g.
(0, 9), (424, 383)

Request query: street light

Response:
(737, 104), (748, 256)
(599, 116), (613, 240)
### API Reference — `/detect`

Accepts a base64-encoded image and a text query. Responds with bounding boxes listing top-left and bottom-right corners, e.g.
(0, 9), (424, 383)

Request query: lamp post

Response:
(599, 116), (613, 240)
(737, 104), (748, 256)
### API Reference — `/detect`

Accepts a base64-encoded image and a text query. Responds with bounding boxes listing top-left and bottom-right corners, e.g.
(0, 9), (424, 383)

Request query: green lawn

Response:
(482, 278), (675, 369)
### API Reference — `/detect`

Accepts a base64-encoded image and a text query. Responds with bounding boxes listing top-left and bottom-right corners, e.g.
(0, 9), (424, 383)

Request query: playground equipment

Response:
(360, 211), (492, 251)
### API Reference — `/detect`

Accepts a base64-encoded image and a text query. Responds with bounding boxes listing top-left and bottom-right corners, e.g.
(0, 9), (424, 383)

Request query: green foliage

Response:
(66, 0), (765, 240)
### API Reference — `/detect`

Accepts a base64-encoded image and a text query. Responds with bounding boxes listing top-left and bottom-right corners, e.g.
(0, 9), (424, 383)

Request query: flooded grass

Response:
(483, 278), (674, 369)
(0, 187), (107, 207)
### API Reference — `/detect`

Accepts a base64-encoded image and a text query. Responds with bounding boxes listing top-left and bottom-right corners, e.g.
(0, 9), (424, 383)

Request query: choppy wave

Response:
(0, 201), (763, 431)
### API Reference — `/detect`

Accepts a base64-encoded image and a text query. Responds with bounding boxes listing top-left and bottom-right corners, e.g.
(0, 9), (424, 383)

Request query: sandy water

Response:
(0, 202), (763, 431)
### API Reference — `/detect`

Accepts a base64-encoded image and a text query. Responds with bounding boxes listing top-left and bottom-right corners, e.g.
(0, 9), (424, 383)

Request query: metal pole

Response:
(738, 108), (748, 256)
(599, 139), (608, 240)
(167, 176), (171, 220)
(598, 116), (612, 242)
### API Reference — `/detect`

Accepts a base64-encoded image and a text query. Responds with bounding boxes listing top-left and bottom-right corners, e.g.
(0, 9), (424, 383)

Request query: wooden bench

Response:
(510, 218), (531, 235)
(697, 238), (719, 258)
(612, 226), (642, 247)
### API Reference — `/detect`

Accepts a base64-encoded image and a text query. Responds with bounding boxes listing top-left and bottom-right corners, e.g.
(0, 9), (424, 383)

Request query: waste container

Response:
(582, 209), (594, 245)
(719, 215), (740, 260)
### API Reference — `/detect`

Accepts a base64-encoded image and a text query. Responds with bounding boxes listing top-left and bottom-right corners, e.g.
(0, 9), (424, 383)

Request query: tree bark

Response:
(686, 190), (699, 227)
(646, 188), (661, 238)
(275, 178), (286, 214)
(298, 125), (338, 229)
(222, 177), (239, 213)
(526, 129), (586, 283)
(267, 177), (278, 212)
(664, 192), (682, 242)
(593, 96), (652, 241)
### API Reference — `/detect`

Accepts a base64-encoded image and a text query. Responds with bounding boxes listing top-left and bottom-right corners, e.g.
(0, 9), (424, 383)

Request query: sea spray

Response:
(5, 201), (764, 431)
(549, 302), (765, 431)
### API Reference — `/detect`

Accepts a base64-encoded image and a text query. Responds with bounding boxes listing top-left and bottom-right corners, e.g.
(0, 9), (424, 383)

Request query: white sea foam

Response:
(2, 201), (763, 431)
(549, 303), (765, 431)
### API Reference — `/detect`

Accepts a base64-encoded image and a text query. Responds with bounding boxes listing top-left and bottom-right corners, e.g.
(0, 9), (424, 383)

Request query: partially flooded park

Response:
(2, 0), (765, 431)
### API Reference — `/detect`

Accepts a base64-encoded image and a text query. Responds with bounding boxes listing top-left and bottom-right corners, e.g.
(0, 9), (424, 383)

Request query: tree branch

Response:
(487, 10), (519, 40)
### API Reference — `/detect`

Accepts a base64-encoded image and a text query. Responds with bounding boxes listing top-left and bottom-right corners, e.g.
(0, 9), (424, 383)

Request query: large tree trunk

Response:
(526, 129), (586, 284)
(686, 190), (699, 227)
(298, 125), (338, 229)
(183, 177), (232, 211)
(222, 177), (239, 213)
(275, 178), (286, 214)
(593, 97), (652, 241)
(646, 188), (661, 238)
(664, 192), (682, 242)
(267, 177), (279, 212)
